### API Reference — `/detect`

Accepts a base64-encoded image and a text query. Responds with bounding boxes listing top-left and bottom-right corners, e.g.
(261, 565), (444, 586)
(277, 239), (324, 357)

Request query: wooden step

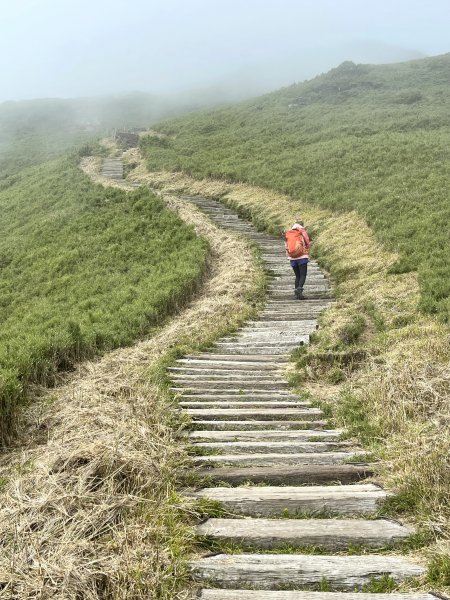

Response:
(194, 452), (360, 468)
(171, 379), (290, 389)
(170, 371), (286, 379)
(191, 440), (354, 454)
(187, 408), (323, 421)
(173, 387), (296, 394)
(181, 401), (310, 409)
(190, 554), (424, 590)
(199, 592), (435, 600)
(196, 463), (372, 485)
(215, 339), (309, 348)
(191, 420), (328, 431)
(169, 367), (283, 375)
(197, 517), (412, 549)
(179, 394), (301, 400)
(193, 484), (386, 516)
(189, 429), (342, 442)
(175, 359), (284, 370)
(185, 354), (289, 362)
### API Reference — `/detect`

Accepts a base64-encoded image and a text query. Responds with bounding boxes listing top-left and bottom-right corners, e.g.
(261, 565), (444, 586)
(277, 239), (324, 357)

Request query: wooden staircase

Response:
(171, 196), (427, 598)
(100, 159), (430, 599)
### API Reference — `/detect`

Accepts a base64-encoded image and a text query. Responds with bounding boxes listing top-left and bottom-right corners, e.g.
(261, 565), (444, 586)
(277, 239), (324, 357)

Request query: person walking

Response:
(284, 220), (310, 300)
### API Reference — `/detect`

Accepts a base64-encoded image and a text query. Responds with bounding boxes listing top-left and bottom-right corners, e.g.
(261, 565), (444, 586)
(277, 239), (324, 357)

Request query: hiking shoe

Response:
(295, 287), (305, 300)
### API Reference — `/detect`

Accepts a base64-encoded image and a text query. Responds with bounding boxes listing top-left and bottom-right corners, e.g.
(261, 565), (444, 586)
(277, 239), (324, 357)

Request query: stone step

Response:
(186, 408), (323, 421)
(197, 517), (412, 549)
(200, 593), (434, 600)
(192, 420), (328, 431)
(193, 484), (386, 516)
(196, 463), (372, 485)
(189, 429), (341, 442)
(191, 554), (424, 591)
(192, 441), (354, 454)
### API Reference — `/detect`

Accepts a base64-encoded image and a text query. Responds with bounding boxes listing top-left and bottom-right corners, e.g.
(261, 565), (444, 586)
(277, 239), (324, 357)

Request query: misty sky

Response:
(1, 0), (449, 102)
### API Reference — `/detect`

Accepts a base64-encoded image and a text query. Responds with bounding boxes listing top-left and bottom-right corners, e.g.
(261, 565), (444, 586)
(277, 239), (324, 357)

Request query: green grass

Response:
(142, 53), (450, 321)
(0, 152), (209, 443)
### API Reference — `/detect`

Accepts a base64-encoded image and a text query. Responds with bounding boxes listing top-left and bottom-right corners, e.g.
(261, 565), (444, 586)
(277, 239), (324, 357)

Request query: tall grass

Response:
(0, 153), (208, 444)
(142, 53), (450, 321)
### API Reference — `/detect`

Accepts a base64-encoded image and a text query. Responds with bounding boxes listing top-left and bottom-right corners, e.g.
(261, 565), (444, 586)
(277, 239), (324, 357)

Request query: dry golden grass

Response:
(0, 155), (264, 598)
(124, 149), (450, 590)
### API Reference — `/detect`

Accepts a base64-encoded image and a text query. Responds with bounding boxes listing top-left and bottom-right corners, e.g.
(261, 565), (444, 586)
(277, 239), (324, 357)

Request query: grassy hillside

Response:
(142, 53), (450, 321)
(0, 93), (188, 177)
(0, 154), (208, 443)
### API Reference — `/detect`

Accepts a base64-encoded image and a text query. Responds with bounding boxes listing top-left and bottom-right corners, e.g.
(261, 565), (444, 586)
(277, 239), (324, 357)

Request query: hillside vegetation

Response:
(0, 153), (208, 443)
(142, 53), (450, 321)
(0, 93), (185, 177)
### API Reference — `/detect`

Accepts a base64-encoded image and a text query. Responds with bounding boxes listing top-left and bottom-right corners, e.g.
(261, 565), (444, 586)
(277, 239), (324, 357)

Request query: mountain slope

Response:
(142, 53), (450, 320)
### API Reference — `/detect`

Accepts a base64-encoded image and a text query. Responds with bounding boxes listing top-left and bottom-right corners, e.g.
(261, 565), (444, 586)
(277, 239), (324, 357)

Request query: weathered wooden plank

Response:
(170, 379), (289, 388)
(196, 463), (371, 485)
(190, 554), (424, 590)
(173, 387), (296, 394)
(176, 358), (285, 367)
(197, 517), (413, 549)
(193, 484), (386, 516)
(191, 420), (328, 431)
(192, 440), (354, 454)
(181, 401), (310, 409)
(187, 408), (323, 421)
(199, 591), (434, 600)
(185, 354), (289, 362)
(189, 429), (341, 442)
(194, 452), (357, 467)
(179, 394), (302, 400)
(170, 372), (287, 380)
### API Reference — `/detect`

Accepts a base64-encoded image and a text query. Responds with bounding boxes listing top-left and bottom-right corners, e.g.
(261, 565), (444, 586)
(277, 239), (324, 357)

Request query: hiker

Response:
(284, 221), (310, 300)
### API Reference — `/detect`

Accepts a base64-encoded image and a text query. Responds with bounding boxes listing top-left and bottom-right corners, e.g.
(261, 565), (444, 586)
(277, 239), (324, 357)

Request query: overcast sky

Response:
(1, 0), (449, 102)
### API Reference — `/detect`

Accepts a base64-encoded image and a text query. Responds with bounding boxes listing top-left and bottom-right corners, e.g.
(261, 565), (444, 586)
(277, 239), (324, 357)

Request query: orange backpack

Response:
(285, 229), (307, 259)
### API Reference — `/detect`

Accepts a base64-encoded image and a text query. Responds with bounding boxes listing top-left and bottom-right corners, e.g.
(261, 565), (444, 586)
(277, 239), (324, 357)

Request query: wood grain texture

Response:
(195, 463), (372, 485)
(192, 441), (354, 454)
(189, 429), (342, 442)
(190, 553), (425, 590)
(193, 451), (359, 467)
(193, 484), (386, 516)
(197, 517), (412, 548)
(199, 591), (434, 600)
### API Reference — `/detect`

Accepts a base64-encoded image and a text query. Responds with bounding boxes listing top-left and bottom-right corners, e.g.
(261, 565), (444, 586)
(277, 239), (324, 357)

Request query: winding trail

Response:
(102, 159), (429, 600)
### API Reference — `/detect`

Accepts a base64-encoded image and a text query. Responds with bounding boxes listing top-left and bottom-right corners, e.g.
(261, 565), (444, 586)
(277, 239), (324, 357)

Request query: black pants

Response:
(292, 262), (307, 290)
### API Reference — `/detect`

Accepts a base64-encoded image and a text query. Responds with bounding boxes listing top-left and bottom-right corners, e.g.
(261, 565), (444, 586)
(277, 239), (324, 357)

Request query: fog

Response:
(1, 0), (449, 103)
